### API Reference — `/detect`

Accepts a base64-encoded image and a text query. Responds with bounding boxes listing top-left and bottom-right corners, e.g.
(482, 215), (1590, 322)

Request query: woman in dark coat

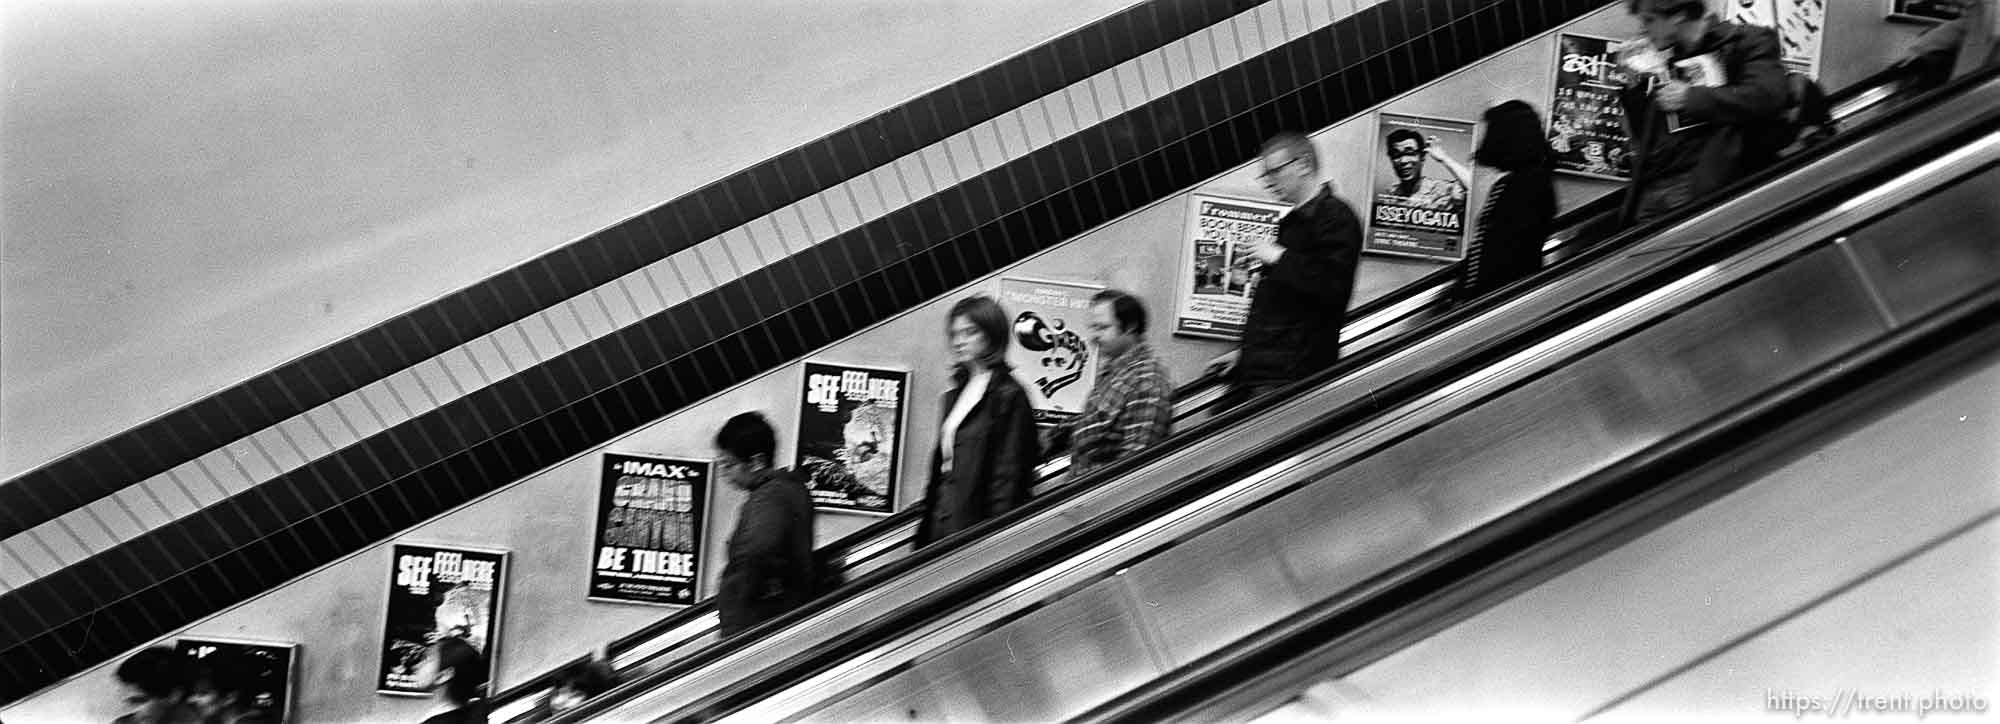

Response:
(1458, 100), (1558, 306)
(916, 295), (1039, 547)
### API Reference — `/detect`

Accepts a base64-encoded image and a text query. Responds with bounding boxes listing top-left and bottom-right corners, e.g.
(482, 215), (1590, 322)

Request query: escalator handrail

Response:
(583, 68), (2000, 724)
(1080, 282), (2000, 724)
(698, 96), (2000, 724)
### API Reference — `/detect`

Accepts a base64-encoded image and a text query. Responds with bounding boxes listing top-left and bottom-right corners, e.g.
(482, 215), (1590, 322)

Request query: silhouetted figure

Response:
(1458, 100), (1557, 306)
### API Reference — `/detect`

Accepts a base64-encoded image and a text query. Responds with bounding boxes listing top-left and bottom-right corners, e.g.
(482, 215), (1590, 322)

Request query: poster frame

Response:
(1364, 111), (1480, 262)
(1170, 192), (1293, 342)
(995, 275), (1105, 427)
(794, 360), (910, 517)
(1885, 0), (1957, 23)
(173, 636), (298, 724)
(584, 451), (714, 608)
(1548, 32), (1637, 182)
(1724, 0), (1825, 77)
(375, 542), (510, 698)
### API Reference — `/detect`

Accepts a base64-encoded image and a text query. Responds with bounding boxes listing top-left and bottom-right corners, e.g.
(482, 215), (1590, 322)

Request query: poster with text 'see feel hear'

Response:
(377, 543), (507, 696)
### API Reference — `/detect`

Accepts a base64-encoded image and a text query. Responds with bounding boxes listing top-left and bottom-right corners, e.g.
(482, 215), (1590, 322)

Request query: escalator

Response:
(2, 0), (1624, 705)
(550, 53), (2000, 724)
(1085, 174), (2000, 724)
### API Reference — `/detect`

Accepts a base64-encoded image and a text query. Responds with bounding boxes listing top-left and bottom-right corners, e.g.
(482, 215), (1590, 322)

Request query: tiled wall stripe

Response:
(0, 0), (1262, 541)
(0, 0), (1369, 592)
(0, 0), (1606, 700)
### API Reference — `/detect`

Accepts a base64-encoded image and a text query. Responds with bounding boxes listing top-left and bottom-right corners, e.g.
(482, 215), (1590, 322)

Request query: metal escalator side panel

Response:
(733, 137), (2000, 723)
(567, 74), (2000, 724)
(1085, 152), (2000, 724)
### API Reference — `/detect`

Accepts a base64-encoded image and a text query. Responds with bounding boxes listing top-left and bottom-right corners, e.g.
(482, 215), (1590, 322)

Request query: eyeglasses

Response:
(1256, 156), (1300, 180)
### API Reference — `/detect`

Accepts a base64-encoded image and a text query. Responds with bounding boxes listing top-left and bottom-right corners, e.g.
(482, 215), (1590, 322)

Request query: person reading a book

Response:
(1615, 0), (1789, 224)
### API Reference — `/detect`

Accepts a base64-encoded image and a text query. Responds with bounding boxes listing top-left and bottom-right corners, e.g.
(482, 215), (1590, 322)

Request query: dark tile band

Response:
(0, 0), (1604, 702)
(0, 0), (1261, 541)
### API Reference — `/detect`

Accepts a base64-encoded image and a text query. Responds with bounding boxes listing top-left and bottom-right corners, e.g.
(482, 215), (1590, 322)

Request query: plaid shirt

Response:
(1062, 342), (1173, 479)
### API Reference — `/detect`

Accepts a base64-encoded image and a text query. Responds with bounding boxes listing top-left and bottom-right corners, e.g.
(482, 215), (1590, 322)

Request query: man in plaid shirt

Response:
(1045, 290), (1174, 480)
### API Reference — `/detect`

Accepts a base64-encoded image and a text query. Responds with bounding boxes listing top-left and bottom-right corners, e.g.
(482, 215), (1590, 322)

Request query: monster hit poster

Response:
(796, 362), (908, 515)
(588, 452), (710, 606)
(377, 543), (508, 696)
(997, 277), (1103, 427)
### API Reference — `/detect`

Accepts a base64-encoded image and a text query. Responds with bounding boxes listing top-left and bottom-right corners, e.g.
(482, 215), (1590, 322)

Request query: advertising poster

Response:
(797, 362), (907, 515)
(1172, 194), (1290, 341)
(588, 453), (709, 606)
(996, 277), (1103, 427)
(1725, 0), (1825, 76)
(1367, 113), (1476, 261)
(1549, 33), (1636, 180)
(377, 544), (507, 696)
(174, 638), (296, 723)
(1888, 0), (1961, 23)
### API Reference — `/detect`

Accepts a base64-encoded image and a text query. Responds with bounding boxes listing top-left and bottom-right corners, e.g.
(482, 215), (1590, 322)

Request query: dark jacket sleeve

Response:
(1259, 194), (1362, 311)
(1472, 171), (1555, 292)
(731, 489), (787, 565)
(984, 382), (1039, 516)
(718, 488), (783, 633)
(1681, 26), (1788, 124)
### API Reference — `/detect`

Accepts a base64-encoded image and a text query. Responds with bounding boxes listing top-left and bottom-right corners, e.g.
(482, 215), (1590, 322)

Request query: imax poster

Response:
(1549, 33), (1635, 180)
(1172, 194), (1289, 341)
(174, 638), (296, 723)
(588, 453), (709, 606)
(377, 544), (507, 696)
(1367, 112), (1475, 261)
(997, 277), (1103, 427)
(797, 362), (907, 515)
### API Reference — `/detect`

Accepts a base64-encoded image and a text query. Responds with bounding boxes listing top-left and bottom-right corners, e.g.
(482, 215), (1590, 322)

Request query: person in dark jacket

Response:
(714, 411), (816, 637)
(1205, 132), (1365, 409)
(917, 295), (1039, 547)
(1616, 0), (1790, 224)
(417, 636), (490, 724)
(1457, 100), (1557, 306)
(113, 646), (198, 724)
(185, 649), (276, 724)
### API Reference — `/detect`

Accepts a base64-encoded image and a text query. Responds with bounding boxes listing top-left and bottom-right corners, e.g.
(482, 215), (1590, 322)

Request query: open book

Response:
(1666, 53), (1725, 133)
(1616, 40), (1727, 134)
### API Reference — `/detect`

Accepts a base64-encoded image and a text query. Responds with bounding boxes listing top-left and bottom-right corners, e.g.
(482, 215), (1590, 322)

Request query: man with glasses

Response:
(714, 412), (816, 637)
(1205, 132), (1364, 410)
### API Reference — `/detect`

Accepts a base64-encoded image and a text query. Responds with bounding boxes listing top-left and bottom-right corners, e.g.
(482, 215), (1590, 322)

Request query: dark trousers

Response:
(1633, 171), (1696, 226)
(1212, 381), (1289, 415)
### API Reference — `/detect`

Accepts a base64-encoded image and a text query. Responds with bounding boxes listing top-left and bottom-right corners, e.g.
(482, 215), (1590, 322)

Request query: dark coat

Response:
(1460, 166), (1555, 302)
(1618, 20), (1790, 199)
(717, 467), (815, 637)
(916, 362), (1039, 546)
(1236, 184), (1365, 386)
